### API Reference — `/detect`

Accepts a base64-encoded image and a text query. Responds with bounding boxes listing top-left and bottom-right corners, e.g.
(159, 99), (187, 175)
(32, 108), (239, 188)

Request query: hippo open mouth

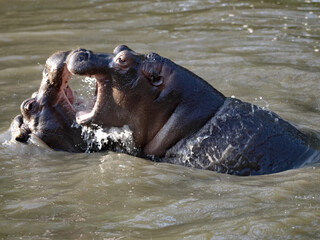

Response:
(66, 46), (167, 128)
(66, 48), (115, 126)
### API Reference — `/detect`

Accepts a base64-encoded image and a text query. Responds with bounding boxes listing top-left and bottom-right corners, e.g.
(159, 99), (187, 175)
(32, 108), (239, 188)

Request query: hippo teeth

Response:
(76, 111), (94, 125)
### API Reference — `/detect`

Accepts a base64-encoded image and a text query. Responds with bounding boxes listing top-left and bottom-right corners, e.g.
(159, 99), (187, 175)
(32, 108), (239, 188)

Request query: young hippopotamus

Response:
(11, 45), (320, 175)
(66, 45), (319, 175)
(11, 51), (87, 152)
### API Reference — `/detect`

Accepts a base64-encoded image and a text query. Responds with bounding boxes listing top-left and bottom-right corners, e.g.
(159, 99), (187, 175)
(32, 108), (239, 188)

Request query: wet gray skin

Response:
(66, 45), (319, 175)
(11, 51), (87, 152)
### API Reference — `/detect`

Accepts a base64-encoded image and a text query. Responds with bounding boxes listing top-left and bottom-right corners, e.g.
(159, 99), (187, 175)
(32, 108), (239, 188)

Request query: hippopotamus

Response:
(10, 51), (87, 152)
(11, 45), (320, 175)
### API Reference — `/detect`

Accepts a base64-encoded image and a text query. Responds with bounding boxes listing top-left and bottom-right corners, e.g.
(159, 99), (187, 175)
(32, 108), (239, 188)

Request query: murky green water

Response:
(1, 0), (320, 239)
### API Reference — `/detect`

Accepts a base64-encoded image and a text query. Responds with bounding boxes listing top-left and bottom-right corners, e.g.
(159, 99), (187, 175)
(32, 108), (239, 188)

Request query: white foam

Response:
(81, 125), (138, 154)
(71, 76), (97, 112)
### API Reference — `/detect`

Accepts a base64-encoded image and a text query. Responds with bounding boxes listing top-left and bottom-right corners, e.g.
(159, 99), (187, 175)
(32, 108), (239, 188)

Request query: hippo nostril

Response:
(77, 51), (89, 62)
(21, 98), (39, 118)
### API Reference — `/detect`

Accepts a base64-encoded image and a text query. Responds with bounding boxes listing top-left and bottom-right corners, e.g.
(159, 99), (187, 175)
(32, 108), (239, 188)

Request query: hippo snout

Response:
(67, 49), (111, 76)
(67, 49), (92, 75)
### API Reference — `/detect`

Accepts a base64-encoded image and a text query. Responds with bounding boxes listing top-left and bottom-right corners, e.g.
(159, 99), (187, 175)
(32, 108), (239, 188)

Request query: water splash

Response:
(81, 124), (139, 155)
(71, 76), (97, 112)
(253, 96), (270, 110)
(70, 76), (140, 154)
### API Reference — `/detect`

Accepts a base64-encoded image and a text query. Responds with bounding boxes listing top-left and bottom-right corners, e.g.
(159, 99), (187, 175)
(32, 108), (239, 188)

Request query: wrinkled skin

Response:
(165, 98), (320, 175)
(11, 51), (87, 152)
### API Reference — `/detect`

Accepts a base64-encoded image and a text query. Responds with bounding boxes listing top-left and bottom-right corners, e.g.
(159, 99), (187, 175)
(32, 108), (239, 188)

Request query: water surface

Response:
(1, 0), (320, 239)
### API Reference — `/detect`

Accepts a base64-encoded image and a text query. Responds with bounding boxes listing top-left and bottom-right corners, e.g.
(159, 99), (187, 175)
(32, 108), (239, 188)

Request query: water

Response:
(1, 0), (320, 239)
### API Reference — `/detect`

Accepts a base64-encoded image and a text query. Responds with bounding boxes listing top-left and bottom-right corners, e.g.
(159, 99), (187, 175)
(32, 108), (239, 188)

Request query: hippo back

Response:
(164, 98), (320, 175)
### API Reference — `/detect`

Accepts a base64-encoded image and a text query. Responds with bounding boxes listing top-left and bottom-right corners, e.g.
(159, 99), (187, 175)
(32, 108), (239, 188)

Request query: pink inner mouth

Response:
(65, 85), (74, 105)
(63, 55), (106, 125)
(59, 67), (97, 123)
(73, 74), (109, 125)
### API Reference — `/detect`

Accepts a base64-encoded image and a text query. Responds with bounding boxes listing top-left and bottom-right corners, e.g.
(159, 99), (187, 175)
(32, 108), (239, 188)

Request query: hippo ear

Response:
(142, 63), (164, 87)
(113, 45), (133, 55)
(149, 74), (163, 87)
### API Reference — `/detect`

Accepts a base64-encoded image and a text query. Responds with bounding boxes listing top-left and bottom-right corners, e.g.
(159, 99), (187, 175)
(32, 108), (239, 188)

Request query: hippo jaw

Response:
(67, 46), (167, 127)
(66, 47), (134, 127)
(66, 46), (172, 151)
(11, 51), (87, 152)
(66, 45), (226, 156)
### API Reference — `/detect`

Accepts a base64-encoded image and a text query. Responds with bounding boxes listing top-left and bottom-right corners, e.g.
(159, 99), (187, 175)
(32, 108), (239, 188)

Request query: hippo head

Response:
(67, 45), (172, 128)
(10, 51), (87, 152)
(67, 45), (225, 156)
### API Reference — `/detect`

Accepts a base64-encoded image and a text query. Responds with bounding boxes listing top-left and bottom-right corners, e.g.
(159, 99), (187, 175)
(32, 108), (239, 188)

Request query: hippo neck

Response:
(175, 61), (226, 118)
(166, 58), (225, 112)
(143, 61), (226, 157)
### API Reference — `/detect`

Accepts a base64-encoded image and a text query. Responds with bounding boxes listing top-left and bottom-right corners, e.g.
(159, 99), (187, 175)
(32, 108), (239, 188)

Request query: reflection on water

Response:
(1, 0), (320, 239)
